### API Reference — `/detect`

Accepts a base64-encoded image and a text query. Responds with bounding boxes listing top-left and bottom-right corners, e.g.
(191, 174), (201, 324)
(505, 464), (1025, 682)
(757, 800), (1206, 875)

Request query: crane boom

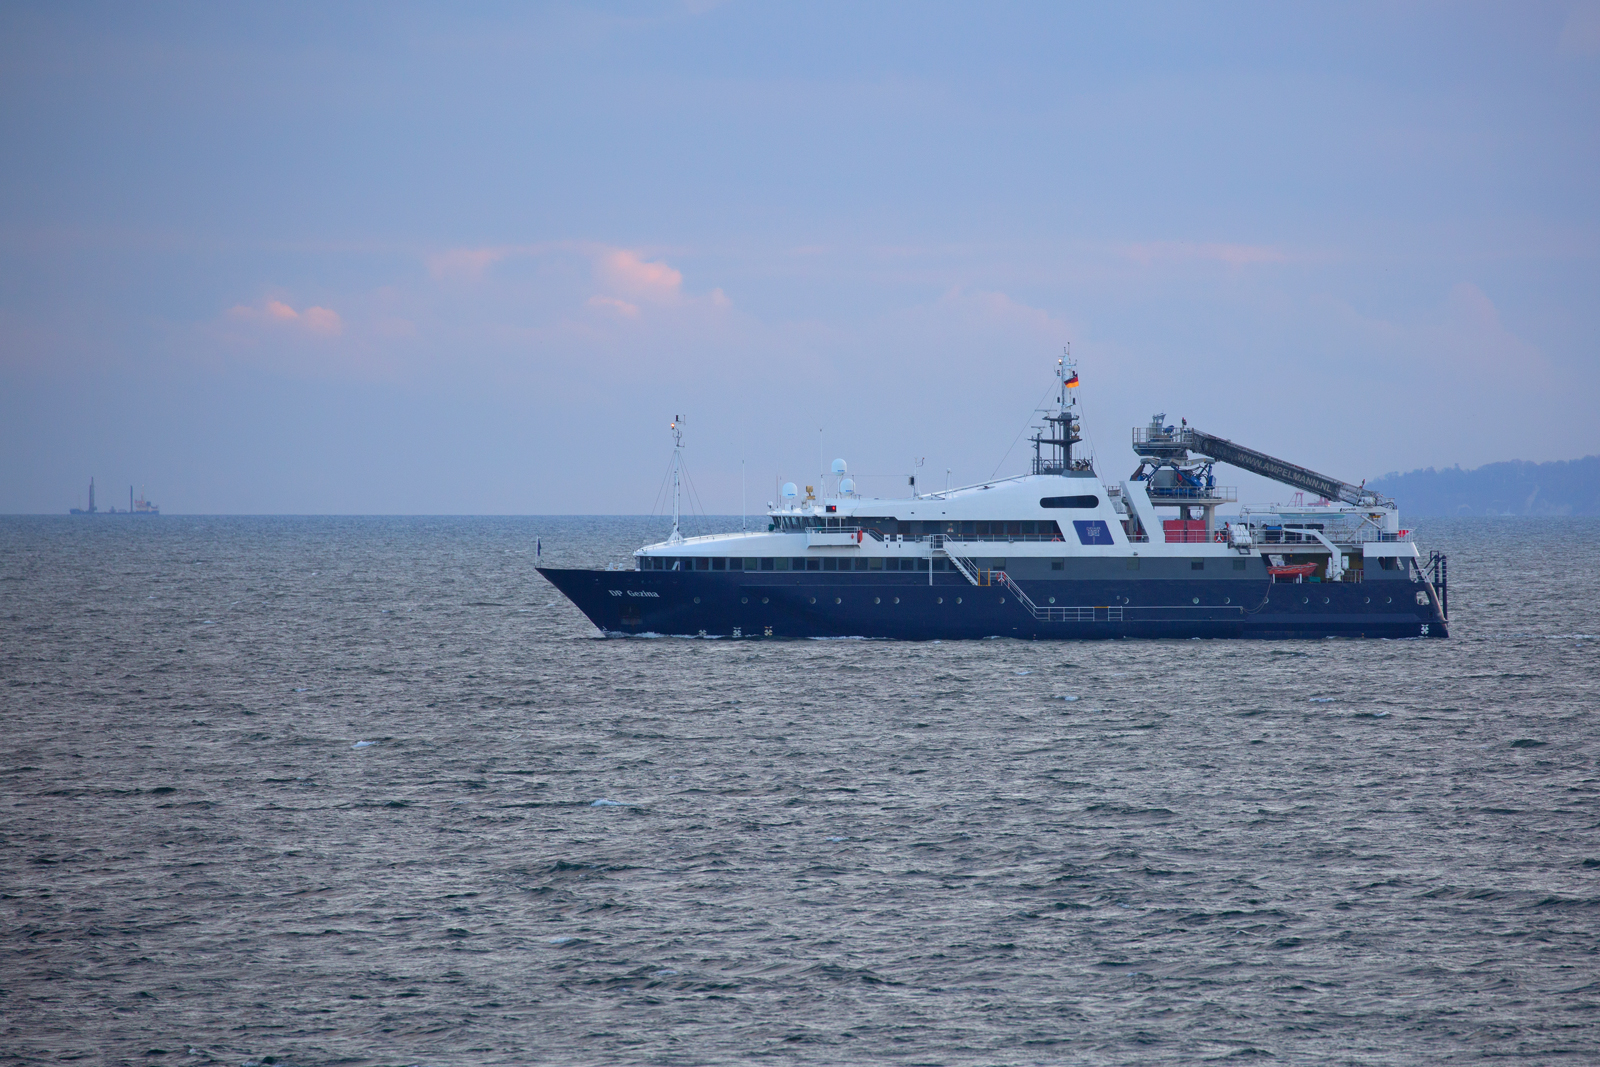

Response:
(1133, 423), (1390, 508)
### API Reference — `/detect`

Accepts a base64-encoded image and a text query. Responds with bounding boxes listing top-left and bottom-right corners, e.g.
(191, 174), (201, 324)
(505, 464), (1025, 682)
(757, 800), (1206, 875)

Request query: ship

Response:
(538, 359), (1449, 640)
(69, 479), (159, 515)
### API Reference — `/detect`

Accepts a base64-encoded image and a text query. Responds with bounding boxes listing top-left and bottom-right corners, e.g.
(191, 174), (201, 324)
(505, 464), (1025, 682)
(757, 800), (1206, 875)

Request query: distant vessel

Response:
(539, 357), (1450, 641)
(69, 479), (159, 515)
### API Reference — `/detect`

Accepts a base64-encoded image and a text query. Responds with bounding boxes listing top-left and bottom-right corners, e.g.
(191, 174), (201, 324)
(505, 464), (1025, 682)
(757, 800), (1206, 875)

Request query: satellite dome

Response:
(840, 478), (855, 494)
(781, 482), (798, 498)
(831, 458), (848, 474)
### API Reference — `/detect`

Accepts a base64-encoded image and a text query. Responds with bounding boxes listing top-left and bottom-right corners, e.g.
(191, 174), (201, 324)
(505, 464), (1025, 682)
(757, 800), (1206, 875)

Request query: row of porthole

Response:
(1298, 595), (1396, 604)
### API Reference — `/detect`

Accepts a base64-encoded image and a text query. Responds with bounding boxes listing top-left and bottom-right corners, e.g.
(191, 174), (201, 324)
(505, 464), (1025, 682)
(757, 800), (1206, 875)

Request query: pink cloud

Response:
(599, 249), (683, 298)
(301, 306), (343, 334)
(586, 295), (641, 318)
(228, 298), (344, 335)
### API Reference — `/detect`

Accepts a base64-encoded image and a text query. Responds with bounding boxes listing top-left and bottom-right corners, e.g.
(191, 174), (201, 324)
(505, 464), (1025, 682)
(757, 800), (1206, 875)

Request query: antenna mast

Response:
(1031, 345), (1083, 475)
(668, 416), (684, 544)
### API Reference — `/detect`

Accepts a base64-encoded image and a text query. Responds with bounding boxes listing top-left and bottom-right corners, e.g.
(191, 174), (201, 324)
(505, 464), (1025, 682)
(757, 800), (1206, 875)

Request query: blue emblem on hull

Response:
(1073, 519), (1112, 545)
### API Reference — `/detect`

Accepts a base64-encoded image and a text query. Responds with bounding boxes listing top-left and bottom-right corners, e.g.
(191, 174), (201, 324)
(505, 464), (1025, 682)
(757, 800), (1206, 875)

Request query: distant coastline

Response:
(1369, 455), (1600, 517)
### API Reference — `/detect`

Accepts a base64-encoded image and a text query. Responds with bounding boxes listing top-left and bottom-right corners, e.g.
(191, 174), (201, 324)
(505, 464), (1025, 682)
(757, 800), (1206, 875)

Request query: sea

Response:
(2, 515), (1597, 1066)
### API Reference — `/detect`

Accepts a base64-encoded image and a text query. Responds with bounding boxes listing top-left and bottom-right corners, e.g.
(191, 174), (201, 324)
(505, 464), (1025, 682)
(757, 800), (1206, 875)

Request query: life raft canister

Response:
(856, 529), (863, 543)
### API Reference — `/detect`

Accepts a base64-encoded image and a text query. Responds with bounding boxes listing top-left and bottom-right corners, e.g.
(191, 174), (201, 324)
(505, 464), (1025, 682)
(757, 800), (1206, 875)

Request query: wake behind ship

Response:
(539, 360), (1449, 641)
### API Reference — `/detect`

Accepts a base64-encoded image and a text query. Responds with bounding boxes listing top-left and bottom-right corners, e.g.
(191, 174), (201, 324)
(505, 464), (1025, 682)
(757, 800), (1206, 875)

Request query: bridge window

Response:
(1040, 495), (1099, 509)
(712, 557), (726, 570)
(696, 558), (710, 570)
(760, 557), (775, 571)
(773, 557), (789, 571)
(1191, 560), (1205, 570)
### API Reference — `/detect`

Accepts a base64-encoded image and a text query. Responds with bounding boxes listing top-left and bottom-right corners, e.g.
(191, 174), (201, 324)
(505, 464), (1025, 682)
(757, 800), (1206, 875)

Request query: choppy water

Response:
(2, 515), (1597, 1066)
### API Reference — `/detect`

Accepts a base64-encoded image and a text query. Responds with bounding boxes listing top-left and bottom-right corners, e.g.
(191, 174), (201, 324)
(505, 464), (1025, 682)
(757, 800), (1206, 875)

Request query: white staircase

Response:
(930, 536), (1122, 622)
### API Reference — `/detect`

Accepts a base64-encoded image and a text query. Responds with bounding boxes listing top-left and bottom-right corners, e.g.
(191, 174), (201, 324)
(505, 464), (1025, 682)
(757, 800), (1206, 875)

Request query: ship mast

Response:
(1031, 347), (1083, 475)
(668, 416), (684, 544)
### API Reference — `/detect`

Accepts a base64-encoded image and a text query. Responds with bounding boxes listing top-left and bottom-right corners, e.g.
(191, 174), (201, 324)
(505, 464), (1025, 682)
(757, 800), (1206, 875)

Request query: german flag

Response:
(1065, 371), (1080, 388)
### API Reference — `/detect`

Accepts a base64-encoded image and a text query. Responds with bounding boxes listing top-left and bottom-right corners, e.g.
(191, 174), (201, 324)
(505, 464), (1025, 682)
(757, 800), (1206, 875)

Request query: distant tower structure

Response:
(70, 477), (98, 515)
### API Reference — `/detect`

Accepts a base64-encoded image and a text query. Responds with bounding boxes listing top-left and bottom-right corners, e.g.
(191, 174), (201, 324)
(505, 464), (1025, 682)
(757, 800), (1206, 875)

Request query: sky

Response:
(2, 1), (1598, 515)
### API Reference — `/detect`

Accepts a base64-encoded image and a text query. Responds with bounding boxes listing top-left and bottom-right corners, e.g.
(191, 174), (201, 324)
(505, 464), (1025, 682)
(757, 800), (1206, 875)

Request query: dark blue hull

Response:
(537, 568), (1449, 640)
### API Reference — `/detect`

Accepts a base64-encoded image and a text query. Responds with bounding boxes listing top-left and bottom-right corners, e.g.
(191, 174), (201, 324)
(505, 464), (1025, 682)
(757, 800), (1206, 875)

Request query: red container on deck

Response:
(1162, 519), (1207, 544)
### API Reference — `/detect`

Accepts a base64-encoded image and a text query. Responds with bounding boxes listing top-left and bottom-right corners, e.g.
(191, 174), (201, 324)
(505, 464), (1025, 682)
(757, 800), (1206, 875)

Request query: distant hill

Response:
(1368, 455), (1600, 517)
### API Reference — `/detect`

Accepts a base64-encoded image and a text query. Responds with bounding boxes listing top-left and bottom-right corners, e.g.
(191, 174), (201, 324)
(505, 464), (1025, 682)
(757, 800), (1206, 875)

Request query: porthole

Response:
(893, 596), (900, 604)
(1302, 597), (1309, 604)
(1048, 596), (1056, 604)
(1323, 597), (1330, 604)
(694, 596), (701, 604)
(1223, 597), (1230, 604)
(874, 596), (881, 604)
(1385, 596), (1392, 604)
(761, 596), (769, 604)
(834, 597), (842, 604)
(808, 596), (816, 604)
(956, 597), (963, 604)
(936, 597), (943, 604)
(1192, 597), (1199, 604)
(999, 597), (1006, 604)
(1364, 597), (1370, 604)
(741, 596), (748, 604)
